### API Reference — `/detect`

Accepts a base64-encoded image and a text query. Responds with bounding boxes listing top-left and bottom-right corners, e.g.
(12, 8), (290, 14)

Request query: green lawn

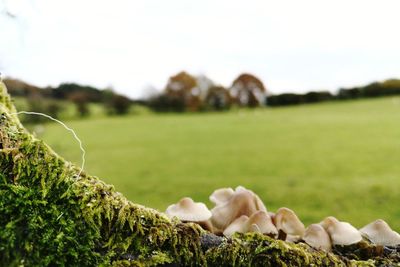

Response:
(36, 97), (400, 229)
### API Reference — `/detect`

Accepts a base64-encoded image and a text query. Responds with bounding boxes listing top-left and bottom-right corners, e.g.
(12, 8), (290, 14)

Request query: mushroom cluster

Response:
(165, 186), (400, 252)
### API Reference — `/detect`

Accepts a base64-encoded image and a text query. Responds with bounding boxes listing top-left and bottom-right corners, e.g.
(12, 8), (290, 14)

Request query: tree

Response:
(102, 88), (132, 115)
(25, 93), (48, 123)
(3, 78), (40, 97)
(54, 83), (104, 102)
(230, 73), (267, 107)
(68, 91), (90, 117)
(165, 71), (202, 111)
(148, 93), (185, 112)
(106, 95), (132, 115)
(45, 100), (63, 119)
(204, 86), (232, 111)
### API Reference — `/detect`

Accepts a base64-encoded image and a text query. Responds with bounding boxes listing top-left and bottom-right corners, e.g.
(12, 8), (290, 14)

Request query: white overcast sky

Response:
(1, 0), (400, 98)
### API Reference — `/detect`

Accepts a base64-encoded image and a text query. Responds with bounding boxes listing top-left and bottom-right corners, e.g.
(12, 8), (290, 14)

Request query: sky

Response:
(1, 0), (400, 98)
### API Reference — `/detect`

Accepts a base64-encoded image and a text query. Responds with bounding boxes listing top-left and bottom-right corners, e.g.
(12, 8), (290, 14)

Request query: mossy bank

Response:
(0, 81), (399, 266)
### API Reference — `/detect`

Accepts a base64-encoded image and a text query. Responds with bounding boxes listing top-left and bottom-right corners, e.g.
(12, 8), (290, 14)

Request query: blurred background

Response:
(1, 0), (400, 229)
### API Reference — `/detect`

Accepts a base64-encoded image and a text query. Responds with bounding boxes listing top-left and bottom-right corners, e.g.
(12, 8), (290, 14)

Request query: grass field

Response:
(35, 97), (400, 229)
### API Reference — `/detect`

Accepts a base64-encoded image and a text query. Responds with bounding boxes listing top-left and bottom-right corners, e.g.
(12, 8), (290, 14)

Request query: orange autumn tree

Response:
(230, 73), (267, 107)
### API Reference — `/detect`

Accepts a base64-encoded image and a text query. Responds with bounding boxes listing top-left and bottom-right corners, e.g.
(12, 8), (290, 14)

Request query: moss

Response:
(0, 80), (400, 266)
(205, 233), (349, 266)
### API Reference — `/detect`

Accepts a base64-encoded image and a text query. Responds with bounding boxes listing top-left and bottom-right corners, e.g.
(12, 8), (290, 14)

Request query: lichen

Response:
(0, 81), (399, 266)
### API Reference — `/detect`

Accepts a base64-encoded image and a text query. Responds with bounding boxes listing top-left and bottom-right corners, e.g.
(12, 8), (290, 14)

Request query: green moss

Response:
(0, 81), (400, 266)
(205, 233), (348, 266)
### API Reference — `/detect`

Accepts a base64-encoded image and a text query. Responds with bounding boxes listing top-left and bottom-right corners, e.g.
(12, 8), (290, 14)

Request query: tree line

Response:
(4, 73), (400, 119)
(147, 72), (400, 111)
(267, 79), (400, 106)
(3, 78), (132, 122)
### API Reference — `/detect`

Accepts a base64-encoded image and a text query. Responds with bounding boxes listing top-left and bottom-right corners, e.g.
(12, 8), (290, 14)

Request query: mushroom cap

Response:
(223, 215), (249, 237)
(247, 211), (278, 237)
(165, 197), (211, 222)
(235, 186), (267, 212)
(209, 187), (235, 206)
(235, 185), (248, 193)
(319, 216), (339, 229)
(211, 190), (256, 230)
(359, 219), (400, 246)
(320, 216), (362, 246)
(210, 186), (268, 231)
(303, 224), (332, 252)
(274, 207), (305, 237)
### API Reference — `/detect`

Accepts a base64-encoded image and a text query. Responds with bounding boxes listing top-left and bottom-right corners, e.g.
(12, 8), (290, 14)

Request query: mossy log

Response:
(0, 81), (399, 266)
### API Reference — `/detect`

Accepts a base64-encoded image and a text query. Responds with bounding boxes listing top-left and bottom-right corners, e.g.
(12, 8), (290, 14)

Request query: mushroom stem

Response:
(198, 220), (214, 232)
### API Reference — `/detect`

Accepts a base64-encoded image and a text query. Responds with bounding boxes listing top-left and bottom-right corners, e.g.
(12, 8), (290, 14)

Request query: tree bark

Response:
(0, 81), (398, 266)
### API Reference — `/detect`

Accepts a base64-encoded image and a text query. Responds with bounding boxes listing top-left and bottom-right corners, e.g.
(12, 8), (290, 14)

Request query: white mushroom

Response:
(359, 219), (400, 246)
(285, 234), (302, 243)
(320, 216), (362, 246)
(165, 197), (211, 222)
(210, 186), (267, 231)
(268, 211), (276, 220)
(248, 223), (262, 233)
(246, 211), (278, 237)
(274, 207), (305, 241)
(209, 187), (235, 206)
(223, 215), (249, 237)
(211, 190), (256, 230)
(198, 220), (214, 232)
(303, 224), (332, 252)
(235, 186), (267, 212)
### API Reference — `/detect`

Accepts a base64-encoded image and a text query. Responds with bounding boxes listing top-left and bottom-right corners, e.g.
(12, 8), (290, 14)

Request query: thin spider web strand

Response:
(9, 111), (86, 179)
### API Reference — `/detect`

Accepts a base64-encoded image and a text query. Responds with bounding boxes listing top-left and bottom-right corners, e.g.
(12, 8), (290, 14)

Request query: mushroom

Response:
(248, 223), (262, 233)
(320, 216), (362, 246)
(211, 190), (256, 230)
(285, 234), (302, 243)
(209, 187), (235, 206)
(268, 211), (276, 220)
(210, 186), (267, 231)
(246, 211), (278, 238)
(165, 197), (213, 231)
(274, 207), (305, 241)
(223, 215), (249, 237)
(359, 219), (400, 246)
(303, 224), (332, 252)
(235, 186), (267, 212)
